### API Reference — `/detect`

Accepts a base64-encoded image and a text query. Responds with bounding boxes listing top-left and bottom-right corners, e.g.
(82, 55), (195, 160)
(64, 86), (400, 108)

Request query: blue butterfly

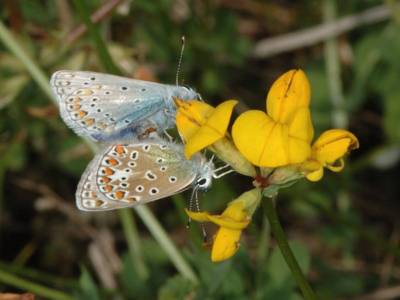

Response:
(50, 70), (200, 142)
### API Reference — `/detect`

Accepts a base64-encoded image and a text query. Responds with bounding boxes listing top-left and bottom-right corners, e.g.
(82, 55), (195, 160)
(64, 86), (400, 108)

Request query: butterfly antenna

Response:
(186, 184), (197, 229)
(176, 36), (186, 86)
(194, 188), (208, 242)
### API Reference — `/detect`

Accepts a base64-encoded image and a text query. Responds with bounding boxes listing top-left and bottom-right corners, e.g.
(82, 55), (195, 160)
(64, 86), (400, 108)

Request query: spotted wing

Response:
(76, 152), (133, 211)
(92, 141), (198, 207)
(51, 70), (172, 141)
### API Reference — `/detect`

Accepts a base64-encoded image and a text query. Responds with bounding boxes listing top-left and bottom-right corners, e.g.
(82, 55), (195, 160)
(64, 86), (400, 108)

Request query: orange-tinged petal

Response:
(211, 228), (242, 262)
(183, 100), (238, 158)
(267, 69), (311, 123)
(232, 110), (275, 166)
(175, 99), (214, 141)
(176, 109), (201, 141)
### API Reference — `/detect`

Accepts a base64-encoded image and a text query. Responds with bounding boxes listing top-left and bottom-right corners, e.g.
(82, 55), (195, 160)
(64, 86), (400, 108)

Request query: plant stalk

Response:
(264, 197), (317, 300)
(118, 209), (149, 280)
(134, 206), (199, 284)
(0, 269), (74, 300)
(0, 21), (54, 100)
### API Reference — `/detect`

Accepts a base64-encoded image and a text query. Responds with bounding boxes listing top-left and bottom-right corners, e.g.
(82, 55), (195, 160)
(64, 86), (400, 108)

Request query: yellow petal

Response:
(233, 110), (311, 167)
(259, 123), (291, 167)
(211, 228), (242, 262)
(267, 69), (311, 123)
(326, 158), (345, 172)
(232, 110), (275, 166)
(184, 100), (238, 158)
(207, 215), (250, 230)
(312, 129), (359, 164)
(287, 137), (311, 164)
(184, 201), (250, 230)
(306, 167), (324, 182)
(185, 209), (211, 222)
(175, 99), (214, 141)
(184, 125), (224, 158)
(288, 107), (314, 144)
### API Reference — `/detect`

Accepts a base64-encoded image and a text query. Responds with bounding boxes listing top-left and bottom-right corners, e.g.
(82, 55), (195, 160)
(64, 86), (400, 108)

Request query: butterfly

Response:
(75, 140), (231, 211)
(50, 70), (200, 142)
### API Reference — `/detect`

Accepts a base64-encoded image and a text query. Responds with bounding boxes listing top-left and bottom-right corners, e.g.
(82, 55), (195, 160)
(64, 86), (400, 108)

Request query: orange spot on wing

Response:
(104, 185), (113, 192)
(104, 167), (115, 176)
(115, 145), (125, 155)
(83, 118), (95, 126)
(100, 176), (111, 183)
(115, 190), (126, 200)
(107, 158), (118, 166)
(78, 110), (87, 118)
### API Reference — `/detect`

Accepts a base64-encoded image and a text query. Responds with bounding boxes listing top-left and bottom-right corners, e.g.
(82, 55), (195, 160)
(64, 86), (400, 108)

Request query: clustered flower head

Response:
(175, 69), (359, 262)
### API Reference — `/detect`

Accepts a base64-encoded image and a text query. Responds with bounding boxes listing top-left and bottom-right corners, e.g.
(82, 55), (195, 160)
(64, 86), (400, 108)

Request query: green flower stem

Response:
(0, 269), (74, 300)
(0, 21), (54, 100)
(134, 206), (199, 284)
(72, 0), (122, 75)
(264, 197), (317, 300)
(118, 209), (149, 280)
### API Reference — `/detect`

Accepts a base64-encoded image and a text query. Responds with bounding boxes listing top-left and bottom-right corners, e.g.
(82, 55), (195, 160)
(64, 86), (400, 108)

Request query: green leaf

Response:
(77, 267), (102, 300)
(158, 275), (195, 300)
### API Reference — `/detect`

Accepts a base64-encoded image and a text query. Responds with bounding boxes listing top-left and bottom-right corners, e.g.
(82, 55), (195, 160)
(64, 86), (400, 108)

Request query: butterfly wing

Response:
(76, 151), (133, 211)
(94, 142), (198, 206)
(51, 70), (175, 141)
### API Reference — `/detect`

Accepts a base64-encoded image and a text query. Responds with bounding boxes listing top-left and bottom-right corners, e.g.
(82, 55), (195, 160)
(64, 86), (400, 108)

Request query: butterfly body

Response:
(76, 140), (214, 211)
(51, 71), (199, 142)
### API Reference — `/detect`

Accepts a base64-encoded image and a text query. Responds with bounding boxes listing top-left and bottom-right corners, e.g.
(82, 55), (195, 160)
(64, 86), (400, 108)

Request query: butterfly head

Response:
(194, 156), (215, 191)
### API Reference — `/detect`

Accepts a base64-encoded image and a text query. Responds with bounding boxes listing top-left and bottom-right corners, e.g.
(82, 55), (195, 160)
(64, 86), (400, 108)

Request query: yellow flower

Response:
(303, 129), (359, 181)
(175, 99), (237, 159)
(232, 69), (314, 168)
(175, 98), (256, 177)
(186, 188), (261, 262)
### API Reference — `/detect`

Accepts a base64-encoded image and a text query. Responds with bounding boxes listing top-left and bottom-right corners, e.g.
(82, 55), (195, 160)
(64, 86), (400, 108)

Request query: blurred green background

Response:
(1, 0), (400, 299)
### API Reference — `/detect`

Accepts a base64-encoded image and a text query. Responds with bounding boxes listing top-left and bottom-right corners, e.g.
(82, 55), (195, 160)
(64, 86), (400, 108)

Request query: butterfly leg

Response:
(162, 129), (174, 142)
(213, 164), (234, 179)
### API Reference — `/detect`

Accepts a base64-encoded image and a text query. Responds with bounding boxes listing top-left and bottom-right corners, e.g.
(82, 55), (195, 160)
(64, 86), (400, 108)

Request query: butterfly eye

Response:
(197, 177), (209, 188)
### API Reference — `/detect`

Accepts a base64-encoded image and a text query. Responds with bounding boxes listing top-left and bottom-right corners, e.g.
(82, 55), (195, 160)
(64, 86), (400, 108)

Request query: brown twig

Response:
(65, 0), (125, 45)
(253, 4), (396, 58)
